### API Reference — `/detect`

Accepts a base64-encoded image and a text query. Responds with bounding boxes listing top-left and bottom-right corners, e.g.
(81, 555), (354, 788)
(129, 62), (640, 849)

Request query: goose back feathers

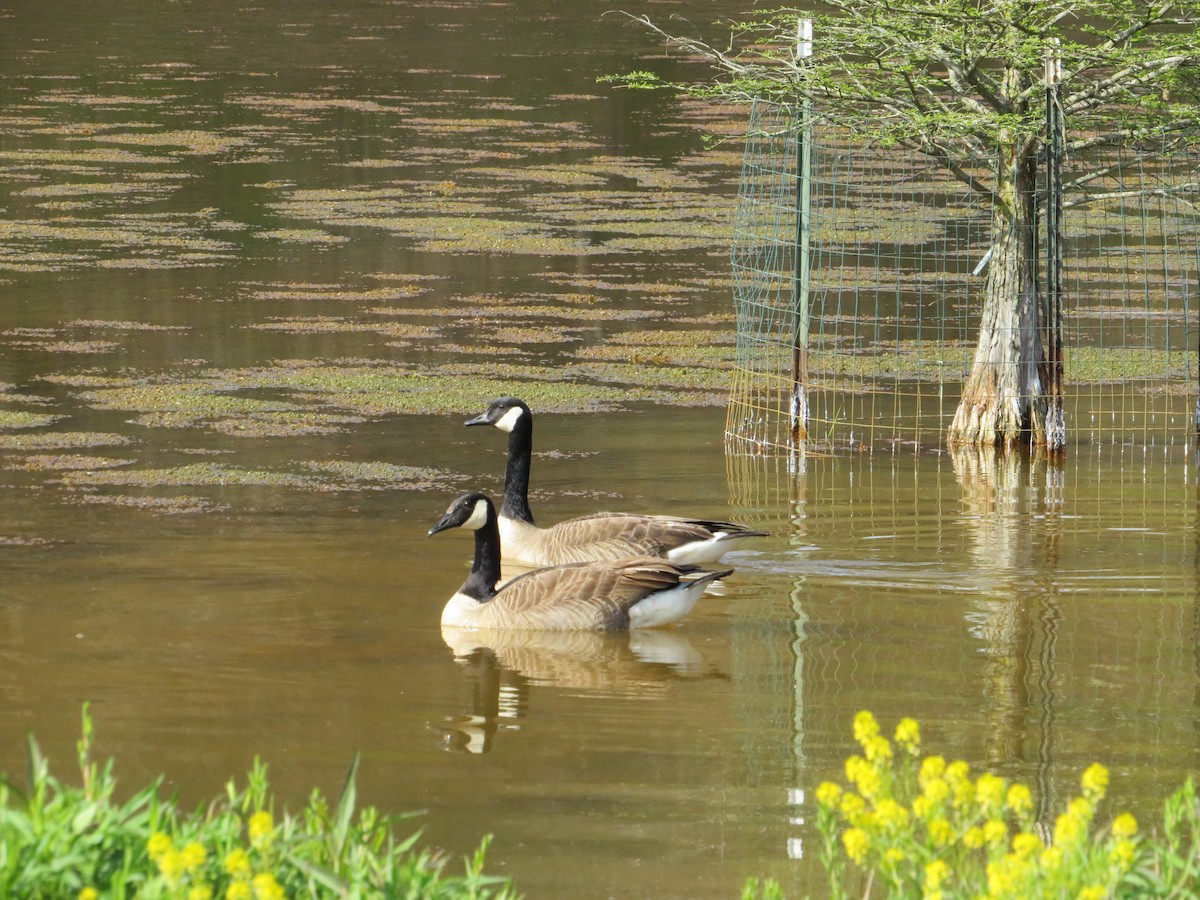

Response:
(465, 398), (768, 567)
(430, 492), (732, 631)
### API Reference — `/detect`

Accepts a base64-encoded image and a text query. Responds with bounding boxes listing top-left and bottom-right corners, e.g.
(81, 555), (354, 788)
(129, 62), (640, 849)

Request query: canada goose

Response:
(464, 398), (768, 566)
(429, 492), (733, 630)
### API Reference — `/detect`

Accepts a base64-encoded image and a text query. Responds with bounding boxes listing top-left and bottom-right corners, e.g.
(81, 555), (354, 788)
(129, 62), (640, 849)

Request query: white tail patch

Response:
(628, 581), (708, 628)
(667, 532), (755, 565)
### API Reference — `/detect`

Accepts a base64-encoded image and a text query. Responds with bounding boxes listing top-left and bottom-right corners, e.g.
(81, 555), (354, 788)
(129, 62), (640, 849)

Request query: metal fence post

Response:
(1044, 40), (1066, 451)
(790, 18), (814, 448)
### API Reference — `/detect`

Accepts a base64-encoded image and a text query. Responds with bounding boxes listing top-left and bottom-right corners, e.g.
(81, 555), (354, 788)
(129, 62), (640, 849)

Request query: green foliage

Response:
(610, 1), (1200, 177)
(0, 705), (518, 899)
(795, 710), (1200, 899)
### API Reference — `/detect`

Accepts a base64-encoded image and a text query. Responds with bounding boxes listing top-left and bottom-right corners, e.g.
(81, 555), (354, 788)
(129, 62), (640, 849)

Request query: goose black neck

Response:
(461, 511), (502, 602)
(501, 415), (535, 524)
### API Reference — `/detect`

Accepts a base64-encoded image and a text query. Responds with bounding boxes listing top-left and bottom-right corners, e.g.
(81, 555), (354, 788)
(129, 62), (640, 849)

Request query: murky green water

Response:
(3, 2), (1200, 897)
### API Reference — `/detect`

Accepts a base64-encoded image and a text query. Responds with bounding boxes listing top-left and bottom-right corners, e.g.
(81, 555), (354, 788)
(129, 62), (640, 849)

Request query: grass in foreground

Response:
(0, 706), (517, 899)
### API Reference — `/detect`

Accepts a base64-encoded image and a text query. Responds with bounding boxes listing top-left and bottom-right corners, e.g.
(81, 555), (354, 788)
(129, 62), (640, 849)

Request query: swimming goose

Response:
(429, 492), (733, 630)
(465, 398), (768, 567)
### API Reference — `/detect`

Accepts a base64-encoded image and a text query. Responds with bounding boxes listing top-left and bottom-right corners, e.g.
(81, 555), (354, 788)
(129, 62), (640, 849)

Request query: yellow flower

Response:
(1054, 811), (1083, 847)
(945, 761), (974, 808)
(248, 810), (275, 850)
(983, 818), (1008, 846)
(944, 760), (970, 785)
(1006, 783), (1033, 816)
(158, 848), (186, 885)
(923, 859), (949, 890)
(962, 826), (985, 849)
(840, 792), (866, 823)
(884, 847), (904, 864)
(975, 773), (1006, 811)
(189, 887), (214, 900)
(894, 717), (920, 753)
(1081, 763), (1109, 800)
(226, 883), (252, 900)
(1012, 831), (1042, 858)
(148, 831), (174, 861)
(843, 827), (870, 864)
(864, 735), (893, 763)
(853, 710), (880, 746)
(928, 818), (954, 847)
(922, 776), (949, 806)
(986, 859), (1017, 897)
(78, 889), (99, 900)
(845, 755), (867, 783)
(1041, 845), (1064, 872)
(1111, 812), (1138, 839)
(816, 781), (842, 808)
(912, 796), (932, 819)
(1111, 838), (1137, 870)
(875, 798), (909, 831)
(252, 872), (285, 900)
(181, 841), (207, 873)
(919, 755), (946, 787)
(853, 764), (883, 800)
(224, 848), (251, 878)
(1077, 886), (1105, 900)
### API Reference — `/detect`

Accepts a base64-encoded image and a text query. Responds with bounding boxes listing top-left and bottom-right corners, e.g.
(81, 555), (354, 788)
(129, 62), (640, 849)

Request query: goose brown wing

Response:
(542, 514), (724, 562)
(476, 557), (691, 630)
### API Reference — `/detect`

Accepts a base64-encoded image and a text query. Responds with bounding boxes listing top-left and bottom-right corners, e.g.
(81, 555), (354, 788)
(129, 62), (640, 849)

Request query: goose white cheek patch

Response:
(494, 406), (524, 433)
(464, 499), (489, 530)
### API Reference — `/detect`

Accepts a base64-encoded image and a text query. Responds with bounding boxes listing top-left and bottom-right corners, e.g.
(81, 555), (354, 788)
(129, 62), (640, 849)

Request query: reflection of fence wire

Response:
(726, 99), (1200, 454)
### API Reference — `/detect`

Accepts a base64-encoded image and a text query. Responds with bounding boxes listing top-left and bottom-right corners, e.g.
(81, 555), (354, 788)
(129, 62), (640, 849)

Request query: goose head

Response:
(465, 397), (529, 433)
(429, 491), (494, 536)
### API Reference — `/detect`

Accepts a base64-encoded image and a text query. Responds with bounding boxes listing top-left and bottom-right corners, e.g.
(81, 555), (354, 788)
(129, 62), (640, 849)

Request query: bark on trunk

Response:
(948, 146), (1047, 448)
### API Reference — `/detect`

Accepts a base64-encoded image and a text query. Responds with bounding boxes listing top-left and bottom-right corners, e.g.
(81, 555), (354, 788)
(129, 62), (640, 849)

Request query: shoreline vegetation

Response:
(0, 706), (517, 899)
(746, 712), (1200, 900)
(6, 708), (1199, 898)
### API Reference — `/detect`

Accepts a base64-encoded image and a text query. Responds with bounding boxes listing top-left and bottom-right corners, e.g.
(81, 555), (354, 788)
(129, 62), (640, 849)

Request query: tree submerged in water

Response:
(608, 0), (1200, 448)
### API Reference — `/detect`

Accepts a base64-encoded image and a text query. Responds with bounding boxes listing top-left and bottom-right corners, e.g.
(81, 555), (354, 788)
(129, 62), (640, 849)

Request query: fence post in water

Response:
(1043, 41), (1066, 451)
(790, 18), (814, 449)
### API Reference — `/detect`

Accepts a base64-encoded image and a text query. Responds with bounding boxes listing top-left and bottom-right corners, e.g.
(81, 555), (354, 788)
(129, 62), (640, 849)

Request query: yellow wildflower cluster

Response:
(814, 712), (1143, 900)
(147, 831), (212, 898)
(143, 808), (285, 900)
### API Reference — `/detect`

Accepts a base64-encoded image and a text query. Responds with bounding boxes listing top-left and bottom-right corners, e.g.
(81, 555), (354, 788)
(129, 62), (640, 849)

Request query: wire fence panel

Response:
(726, 100), (1200, 454)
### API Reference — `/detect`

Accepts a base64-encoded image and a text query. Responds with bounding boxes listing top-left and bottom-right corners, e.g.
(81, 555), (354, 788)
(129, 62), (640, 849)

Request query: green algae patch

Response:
(58, 459), (467, 495)
(60, 462), (328, 490)
(258, 229), (351, 245)
(18, 340), (121, 354)
(65, 320), (190, 332)
(247, 317), (440, 340)
(71, 494), (229, 515)
(301, 461), (469, 491)
(91, 130), (252, 155)
(249, 284), (428, 302)
(0, 410), (62, 430)
(12, 454), (136, 471)
(67, 351), (732, 435)
(0, 432), (133, 450)
(205, 411), (367, 437)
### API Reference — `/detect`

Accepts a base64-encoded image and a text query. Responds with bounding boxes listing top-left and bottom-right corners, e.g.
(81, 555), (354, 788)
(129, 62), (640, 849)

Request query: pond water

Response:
(3, 2), (1200, 898)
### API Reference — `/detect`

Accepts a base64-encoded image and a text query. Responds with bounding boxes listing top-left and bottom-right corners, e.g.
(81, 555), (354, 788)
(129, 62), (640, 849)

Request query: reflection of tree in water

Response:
(951, 445), (1065, 820)
(435, 628), (719, 754)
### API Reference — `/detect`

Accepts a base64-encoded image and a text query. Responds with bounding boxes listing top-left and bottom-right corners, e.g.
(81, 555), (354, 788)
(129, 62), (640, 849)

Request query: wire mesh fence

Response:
(725, 100), (1200, 454)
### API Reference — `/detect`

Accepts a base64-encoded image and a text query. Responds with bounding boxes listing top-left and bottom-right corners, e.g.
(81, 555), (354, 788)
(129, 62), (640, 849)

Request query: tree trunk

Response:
(948, 144), (1047, 448)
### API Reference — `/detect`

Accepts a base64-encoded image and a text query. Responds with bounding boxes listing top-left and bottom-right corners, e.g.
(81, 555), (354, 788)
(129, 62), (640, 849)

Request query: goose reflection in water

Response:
(435, 627), (722, 754)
